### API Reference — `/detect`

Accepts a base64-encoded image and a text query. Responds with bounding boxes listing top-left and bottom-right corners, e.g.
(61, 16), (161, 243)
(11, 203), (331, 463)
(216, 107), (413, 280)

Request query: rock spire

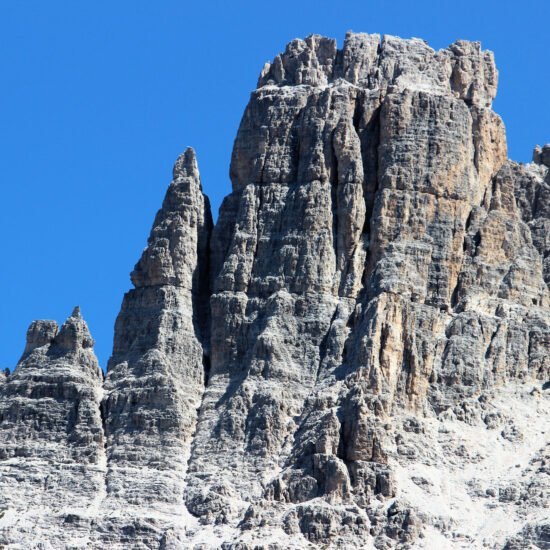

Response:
(99, 146), (212, 545)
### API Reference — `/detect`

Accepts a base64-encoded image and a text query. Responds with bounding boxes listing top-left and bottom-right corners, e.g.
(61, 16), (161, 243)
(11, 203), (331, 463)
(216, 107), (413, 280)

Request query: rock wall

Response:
(0, 33), (548, 550)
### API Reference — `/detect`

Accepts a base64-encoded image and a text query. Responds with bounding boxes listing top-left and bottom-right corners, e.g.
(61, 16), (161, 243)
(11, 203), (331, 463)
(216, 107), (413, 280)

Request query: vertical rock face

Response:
(99, 147), (212, 545)
(185, 33), (549, 549)
(0, 309), (105, 547)
(0, 33), (548, 550)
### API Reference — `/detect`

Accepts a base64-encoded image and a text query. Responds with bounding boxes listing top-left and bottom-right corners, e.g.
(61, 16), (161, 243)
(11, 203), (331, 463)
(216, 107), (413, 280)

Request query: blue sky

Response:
(1, 0), (548, 370)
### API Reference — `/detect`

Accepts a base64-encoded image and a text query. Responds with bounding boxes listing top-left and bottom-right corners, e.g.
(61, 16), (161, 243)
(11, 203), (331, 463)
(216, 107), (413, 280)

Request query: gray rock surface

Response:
(0, 33), (548, 549)
(0, 308), (105, 548)
(184, 32), (549, 548)
(98, 147), (212, 547)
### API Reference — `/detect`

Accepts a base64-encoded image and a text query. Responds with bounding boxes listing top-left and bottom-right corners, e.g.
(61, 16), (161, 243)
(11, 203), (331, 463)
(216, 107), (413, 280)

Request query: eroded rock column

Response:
(100, 148), (212, 545)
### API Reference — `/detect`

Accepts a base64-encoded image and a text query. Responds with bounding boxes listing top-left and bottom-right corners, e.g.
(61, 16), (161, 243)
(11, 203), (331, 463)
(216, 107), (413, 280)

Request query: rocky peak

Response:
(447, 39), (498, 106)
(130, 146), (211, 290)
(172, 145), (200, 179)
(22, 307), (95, 359)
(0, 308), (104, 547)
(1, 32), (549, 550)
(189, 31), (547, 549)
(52, 306), (95, 351)
(99, 149), (213, 546)
(258, 32), (497, 108)
(533, 143), (550, 167)
(22, 319), (59, 356)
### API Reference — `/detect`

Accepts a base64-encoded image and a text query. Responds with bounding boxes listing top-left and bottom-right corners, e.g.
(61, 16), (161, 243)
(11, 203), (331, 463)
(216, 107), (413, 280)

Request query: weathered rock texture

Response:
(0, 33), (548, 549)
(0, 308), (105, 548)
(98, 147), (212, 547)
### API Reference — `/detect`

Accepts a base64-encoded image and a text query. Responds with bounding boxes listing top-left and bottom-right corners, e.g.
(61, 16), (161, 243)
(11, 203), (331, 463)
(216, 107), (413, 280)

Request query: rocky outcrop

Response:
(185, 33), (549, 548)
(0, 33), (548, 549)
(98, 147), (212, 546)
(0, 308), (105, 548)
(512, 150), (550, 287)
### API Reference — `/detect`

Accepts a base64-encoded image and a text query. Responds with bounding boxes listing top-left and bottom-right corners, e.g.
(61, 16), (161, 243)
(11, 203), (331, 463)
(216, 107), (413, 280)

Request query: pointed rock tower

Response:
(99, 147), (212, 543)
(0, 308), (105, 547)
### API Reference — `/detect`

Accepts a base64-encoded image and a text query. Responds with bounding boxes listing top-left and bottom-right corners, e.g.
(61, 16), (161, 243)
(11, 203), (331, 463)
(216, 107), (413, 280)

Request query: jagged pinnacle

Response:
(55, 307), (94, 350)
(172, 147), (199, 180)
(22, 320), (59, 356)
(131, 146), (211, 288)
(533, 144), (550, 167)
(70, 305), (82, 318)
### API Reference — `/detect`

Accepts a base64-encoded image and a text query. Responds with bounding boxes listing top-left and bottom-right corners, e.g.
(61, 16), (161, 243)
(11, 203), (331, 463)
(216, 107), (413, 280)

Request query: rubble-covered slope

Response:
(0, 33), (548, 550)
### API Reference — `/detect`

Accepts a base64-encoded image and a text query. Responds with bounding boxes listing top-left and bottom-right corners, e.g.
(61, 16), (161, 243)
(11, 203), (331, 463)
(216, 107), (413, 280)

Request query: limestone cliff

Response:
(0, 33), (548, 550)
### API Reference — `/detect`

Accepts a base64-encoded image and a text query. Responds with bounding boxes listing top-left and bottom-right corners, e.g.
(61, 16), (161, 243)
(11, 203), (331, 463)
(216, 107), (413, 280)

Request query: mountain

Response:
(0, 32), (548, 549)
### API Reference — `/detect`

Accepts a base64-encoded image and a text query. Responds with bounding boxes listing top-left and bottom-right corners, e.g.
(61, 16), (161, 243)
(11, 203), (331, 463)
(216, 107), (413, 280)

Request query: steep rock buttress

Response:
(184, 34), (549, 549)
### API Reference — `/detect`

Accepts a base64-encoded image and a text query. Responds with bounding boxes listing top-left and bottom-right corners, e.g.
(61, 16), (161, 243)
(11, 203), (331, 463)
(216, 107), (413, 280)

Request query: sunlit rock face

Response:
(98, 147), (213, 547)
(0, 33), (548, 549)
(183, 32), (548, 549)
(0, 309), (105, 548)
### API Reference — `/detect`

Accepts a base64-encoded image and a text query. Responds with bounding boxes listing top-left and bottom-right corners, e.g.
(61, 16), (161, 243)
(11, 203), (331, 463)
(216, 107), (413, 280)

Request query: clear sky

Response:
(1, 0), (548, 371)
